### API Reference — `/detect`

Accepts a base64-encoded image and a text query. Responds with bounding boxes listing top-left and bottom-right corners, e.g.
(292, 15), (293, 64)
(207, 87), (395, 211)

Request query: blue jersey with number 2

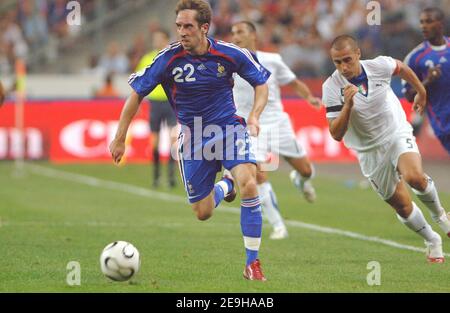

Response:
(129, 37), (271, 128)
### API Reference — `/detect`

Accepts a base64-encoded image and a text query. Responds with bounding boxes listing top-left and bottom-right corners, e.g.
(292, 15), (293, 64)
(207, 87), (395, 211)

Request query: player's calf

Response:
(192, 196), (215, 221)
(393, 202), (413, 219)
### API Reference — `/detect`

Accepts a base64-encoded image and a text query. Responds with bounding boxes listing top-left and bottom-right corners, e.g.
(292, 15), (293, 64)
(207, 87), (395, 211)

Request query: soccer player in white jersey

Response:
(322, 35), (450, 263)
(231, 21), (322, 240)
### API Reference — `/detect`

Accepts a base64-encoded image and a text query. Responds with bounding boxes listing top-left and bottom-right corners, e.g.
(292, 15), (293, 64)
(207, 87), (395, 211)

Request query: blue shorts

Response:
(177, 116), (256, 203)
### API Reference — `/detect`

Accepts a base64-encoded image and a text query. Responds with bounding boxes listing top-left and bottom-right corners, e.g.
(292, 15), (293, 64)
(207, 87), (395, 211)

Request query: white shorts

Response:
(251, 113), (306, 163)
(358, 132), (420, 200)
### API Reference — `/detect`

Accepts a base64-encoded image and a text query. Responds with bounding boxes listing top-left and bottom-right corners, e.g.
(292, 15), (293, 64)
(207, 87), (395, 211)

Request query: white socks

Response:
(397, 202), (440, 243)
(257, 182), (286, 230)
(412, 176), (445, 222)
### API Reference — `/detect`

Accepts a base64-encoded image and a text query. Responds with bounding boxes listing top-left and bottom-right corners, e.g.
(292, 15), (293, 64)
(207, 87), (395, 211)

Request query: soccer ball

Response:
(100, 241), (140, 281)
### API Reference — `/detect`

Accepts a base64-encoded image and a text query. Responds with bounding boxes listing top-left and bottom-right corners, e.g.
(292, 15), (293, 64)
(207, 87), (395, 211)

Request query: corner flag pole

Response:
(14, 58), (26, 173)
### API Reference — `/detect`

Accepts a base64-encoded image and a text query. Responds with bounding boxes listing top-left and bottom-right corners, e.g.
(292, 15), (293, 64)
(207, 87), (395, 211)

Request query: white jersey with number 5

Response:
(233, 51), (296, 125)
(322, 56), (413, 152)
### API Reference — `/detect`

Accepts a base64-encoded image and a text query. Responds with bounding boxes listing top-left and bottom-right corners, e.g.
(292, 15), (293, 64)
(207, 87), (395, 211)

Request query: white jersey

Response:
(322, 56), (413, 152)
(233, 51), (296, 124)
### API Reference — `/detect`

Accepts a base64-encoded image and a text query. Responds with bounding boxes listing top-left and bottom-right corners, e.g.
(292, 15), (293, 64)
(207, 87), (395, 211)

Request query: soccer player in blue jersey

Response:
(403, 7), (450, 154)
(109, 0), (270, 281)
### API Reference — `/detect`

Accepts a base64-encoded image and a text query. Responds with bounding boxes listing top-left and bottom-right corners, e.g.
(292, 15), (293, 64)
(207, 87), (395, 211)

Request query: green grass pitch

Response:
(1, 162), (449, 292)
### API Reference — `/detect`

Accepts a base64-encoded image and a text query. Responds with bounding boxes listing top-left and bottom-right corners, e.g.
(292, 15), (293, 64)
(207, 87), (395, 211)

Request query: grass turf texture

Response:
(0, 162), (449, 292)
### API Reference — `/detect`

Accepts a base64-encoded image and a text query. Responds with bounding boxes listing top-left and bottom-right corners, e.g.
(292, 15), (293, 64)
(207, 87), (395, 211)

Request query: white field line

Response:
(25, 164), (449, 257)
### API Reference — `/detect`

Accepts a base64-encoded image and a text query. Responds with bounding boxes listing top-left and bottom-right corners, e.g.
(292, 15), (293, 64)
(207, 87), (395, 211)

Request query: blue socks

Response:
(213, 177), (233, 208)
(241, 197), (262, 266)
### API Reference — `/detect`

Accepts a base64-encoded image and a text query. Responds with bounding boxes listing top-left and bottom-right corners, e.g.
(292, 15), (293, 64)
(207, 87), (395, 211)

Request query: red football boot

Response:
(243, 259), (266, 281)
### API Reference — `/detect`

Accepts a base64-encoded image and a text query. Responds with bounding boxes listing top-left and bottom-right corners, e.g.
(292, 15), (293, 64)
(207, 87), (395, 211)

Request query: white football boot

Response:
(289, 170), (316, 203)
(270, 226), (288, 240)
(425, 235), (445, 264)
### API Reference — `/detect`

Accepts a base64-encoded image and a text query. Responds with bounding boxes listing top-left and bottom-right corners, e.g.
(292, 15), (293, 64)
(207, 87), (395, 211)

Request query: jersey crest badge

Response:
(358, 83), (368, 97)
(217, 63), (227, 77)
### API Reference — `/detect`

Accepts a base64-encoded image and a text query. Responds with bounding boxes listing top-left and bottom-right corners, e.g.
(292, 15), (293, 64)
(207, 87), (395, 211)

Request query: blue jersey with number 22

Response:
(128, 37), (271, 128)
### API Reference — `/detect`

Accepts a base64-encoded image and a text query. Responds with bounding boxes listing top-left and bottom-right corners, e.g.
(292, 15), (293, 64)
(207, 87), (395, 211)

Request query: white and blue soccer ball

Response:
(100, 241), (140, 281)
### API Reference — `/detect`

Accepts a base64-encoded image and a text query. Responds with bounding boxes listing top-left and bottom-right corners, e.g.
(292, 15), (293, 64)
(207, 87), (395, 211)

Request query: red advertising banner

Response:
(0, 99), (151, 163)
(0, 99), (447, 162)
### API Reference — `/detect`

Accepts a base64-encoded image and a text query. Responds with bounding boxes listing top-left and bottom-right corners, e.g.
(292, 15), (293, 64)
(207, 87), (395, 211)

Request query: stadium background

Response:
(0, 0), (449, 293)
(1, 0), (449, 163)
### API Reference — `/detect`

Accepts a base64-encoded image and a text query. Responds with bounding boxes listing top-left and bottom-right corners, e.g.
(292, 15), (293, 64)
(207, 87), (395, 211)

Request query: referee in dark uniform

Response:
(136, 30), (177, 188)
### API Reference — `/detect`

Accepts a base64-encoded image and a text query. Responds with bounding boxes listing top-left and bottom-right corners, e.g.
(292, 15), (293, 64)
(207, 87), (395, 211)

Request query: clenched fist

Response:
(413, 91), (427, 115)
(343, 85), (359, 108)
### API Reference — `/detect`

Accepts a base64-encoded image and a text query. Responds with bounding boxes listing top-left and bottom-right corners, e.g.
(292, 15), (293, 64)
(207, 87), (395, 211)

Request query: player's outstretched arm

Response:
(404, 65), (440, 103)
(247, 83), (269, 136)
(109, 90), (144, 164)
(328, 85), (358, 141)
(288, 79), (322, 109)
(395, 60), (427, 115)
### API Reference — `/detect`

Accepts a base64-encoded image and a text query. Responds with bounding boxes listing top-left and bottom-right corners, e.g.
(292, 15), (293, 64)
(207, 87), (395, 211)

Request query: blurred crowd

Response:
(1, 0), (449, 79)
(92, 0), (450, 80)
(82, 20), (163, 77)
(0, 0), (121, 76)
(208, 0), (450, 77)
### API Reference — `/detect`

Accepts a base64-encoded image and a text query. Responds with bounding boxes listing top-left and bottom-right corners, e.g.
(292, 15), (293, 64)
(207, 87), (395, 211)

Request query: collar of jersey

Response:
(184, 37), (215, 57)
(427, 37), (449, 51)
(348, 64), (368, 86)
(347, 64), (369, 97)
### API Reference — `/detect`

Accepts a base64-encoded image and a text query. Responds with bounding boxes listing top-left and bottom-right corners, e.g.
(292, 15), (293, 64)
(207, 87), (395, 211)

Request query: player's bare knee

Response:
(192, 203), (213, 221)
(256, 170), (267, 185)
(193, 206), (213, 221)
(287, 156), (312, 178)
(404, 173), (427, 191)
(299, 165), (312, 178)
(239, 177), (258, 198)
(196, 210), (212, 221)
